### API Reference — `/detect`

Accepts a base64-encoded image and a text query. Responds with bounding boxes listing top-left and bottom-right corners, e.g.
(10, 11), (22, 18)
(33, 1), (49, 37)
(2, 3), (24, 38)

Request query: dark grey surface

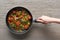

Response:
(0, 0), (60, 40)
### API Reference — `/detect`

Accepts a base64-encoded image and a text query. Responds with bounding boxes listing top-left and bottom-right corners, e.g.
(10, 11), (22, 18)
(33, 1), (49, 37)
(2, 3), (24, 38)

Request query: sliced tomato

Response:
(24, 25), (29, 30)
(8, 17), (13, 22)
(28, 15), (31, 19)
(15, 21), (21, 26)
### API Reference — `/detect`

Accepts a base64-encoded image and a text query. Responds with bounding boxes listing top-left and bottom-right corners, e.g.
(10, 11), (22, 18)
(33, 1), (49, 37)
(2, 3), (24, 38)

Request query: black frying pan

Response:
(6, 7), (38, 35)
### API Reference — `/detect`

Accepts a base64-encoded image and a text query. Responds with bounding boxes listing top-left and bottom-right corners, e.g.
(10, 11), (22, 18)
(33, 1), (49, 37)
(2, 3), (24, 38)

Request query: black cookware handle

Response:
(33, 19), (41, 23)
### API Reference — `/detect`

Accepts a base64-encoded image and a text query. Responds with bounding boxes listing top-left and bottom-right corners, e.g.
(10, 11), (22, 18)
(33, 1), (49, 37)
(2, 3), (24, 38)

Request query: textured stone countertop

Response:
(0, 0), (60, 40)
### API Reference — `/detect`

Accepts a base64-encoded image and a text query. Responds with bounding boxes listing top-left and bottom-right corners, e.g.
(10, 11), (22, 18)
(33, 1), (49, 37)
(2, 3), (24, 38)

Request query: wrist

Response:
(49, 17), (60, 23)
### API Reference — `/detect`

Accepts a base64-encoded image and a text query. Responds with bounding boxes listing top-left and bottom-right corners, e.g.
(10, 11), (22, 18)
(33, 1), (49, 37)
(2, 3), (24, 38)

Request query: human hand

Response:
(36, 15), (60, 24)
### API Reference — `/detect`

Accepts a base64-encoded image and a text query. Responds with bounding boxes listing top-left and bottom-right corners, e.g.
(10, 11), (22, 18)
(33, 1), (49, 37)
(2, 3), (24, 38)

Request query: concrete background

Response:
(0, 0), (60, 40)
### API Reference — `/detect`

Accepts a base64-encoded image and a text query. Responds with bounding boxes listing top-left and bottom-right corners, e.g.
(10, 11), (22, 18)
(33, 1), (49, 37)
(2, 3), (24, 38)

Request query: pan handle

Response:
(33, 19), (41, 23)
(33, 19), (47, 24)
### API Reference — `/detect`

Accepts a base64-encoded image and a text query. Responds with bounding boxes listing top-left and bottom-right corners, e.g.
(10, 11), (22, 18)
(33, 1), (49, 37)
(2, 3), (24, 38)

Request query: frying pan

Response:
(6, 7), (37, 35)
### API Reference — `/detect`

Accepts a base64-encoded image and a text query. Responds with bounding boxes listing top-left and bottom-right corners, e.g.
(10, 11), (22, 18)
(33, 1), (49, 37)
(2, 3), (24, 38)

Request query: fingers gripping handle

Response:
(33, 15), (60, 24)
